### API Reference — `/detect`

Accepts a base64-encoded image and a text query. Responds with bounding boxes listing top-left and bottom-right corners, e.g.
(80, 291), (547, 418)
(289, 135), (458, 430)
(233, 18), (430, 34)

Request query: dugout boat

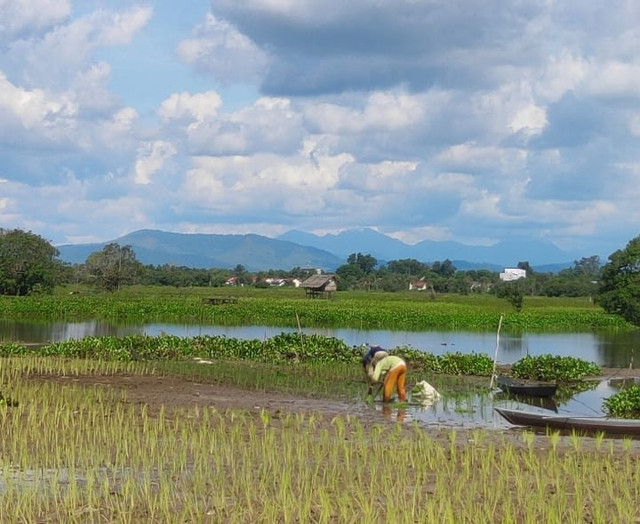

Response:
(494, 407), (640, 436)
(496, 375), (558, 398)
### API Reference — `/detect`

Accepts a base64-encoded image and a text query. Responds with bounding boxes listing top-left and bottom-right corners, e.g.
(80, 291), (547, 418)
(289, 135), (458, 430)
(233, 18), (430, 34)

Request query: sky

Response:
(1, 1), (640, 259)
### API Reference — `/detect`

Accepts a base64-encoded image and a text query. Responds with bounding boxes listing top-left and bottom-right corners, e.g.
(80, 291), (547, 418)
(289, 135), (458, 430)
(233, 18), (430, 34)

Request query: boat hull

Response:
(495, 407), (640, 436)
(496, 376), (557, 397)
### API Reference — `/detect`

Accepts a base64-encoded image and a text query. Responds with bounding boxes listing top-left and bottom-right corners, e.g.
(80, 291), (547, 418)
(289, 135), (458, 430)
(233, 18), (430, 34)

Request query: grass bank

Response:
(0, 286), (630, 331)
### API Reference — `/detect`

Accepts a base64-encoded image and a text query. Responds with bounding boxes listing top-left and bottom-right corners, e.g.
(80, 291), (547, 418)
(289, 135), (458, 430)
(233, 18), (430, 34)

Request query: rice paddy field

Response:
(0, 355), (639, 522)
(0, 288), (638, 521)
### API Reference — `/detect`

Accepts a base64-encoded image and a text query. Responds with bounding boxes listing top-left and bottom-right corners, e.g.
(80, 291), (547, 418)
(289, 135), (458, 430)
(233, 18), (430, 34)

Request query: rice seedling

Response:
(0, 355), (638, 521)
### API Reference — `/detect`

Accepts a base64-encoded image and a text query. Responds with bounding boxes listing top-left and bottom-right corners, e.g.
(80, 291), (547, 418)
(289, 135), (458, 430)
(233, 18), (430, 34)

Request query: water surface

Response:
(3, 319), (639, 367)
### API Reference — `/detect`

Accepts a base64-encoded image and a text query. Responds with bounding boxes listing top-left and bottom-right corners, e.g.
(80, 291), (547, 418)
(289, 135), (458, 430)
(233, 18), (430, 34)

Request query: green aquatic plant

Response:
(603, 385), (640, 418)
(0, 288), (630, 331)
(510, 354), (601, 382)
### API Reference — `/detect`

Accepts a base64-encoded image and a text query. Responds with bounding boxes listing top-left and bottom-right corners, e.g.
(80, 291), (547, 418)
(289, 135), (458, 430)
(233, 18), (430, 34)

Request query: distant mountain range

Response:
(276, 229), (582, 271)
(56, 230), (343, 272)
(56, 228), (586, 272)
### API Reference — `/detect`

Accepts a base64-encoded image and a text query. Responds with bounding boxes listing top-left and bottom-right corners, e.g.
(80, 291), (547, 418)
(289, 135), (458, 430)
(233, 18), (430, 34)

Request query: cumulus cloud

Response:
(0, 0), (71, 41)
(177, 13), (268, 84)
(181, 146), (350, 218)
(0, 72), (77, 141)
(159, 92), (304, 155)
(159, 90), (223, 122)
(134, 141), (177, 185)
(4, 1), (640, 257)
(4, 6), (152, 89)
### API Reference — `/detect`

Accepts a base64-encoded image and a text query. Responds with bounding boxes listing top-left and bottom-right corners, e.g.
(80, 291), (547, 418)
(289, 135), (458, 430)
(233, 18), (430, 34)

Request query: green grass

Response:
(0, 285), (630, 332)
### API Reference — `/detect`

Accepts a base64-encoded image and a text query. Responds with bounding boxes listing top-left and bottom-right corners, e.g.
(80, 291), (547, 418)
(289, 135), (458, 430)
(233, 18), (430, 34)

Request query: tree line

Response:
(2, 228), (640, 325)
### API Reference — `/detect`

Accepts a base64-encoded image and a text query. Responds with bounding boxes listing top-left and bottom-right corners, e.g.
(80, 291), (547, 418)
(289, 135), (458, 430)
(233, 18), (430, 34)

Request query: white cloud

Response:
(0, 0), (71, 40)
(0, 72), (77, 137)
(304, 91), (426, 134)
(4, 1), (640, 257)
(160, 93), (304, 156)
(434, 143), (528, 178)
(535, 51), (588, 103)
(159, 90), (223, 122)
(388, 226), (453, 245)
(509, 104), (547, 136)
(584, 61), (640, 99)
(134, 141), (177, 185)
(177, 13), (268, 84)
(5, 6), (152, 89)
(182, 148), (351, 216)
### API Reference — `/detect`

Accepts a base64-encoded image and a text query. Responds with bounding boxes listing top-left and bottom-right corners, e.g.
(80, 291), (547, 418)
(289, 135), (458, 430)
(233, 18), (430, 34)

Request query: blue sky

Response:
(1, 1), (639, 259)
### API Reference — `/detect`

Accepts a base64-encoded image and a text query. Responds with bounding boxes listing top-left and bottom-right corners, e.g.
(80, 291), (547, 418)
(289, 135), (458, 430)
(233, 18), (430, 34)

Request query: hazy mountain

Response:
(277, 228), (581, 269)
(278, 229), (414, 260)
(56, 229), (344, 272)
(56, 228), (587, 273)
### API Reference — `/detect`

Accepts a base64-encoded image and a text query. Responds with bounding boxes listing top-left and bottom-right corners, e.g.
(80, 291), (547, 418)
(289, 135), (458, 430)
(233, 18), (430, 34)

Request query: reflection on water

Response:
(0, 319), (143, 344)
(1, 319), (640, 367)
(382, 377), (630, 429)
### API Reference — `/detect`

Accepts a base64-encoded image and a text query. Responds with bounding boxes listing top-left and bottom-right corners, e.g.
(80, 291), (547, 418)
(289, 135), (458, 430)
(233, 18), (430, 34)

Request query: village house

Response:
(499, 268), (527, 282)
(409, 280), (428, 291)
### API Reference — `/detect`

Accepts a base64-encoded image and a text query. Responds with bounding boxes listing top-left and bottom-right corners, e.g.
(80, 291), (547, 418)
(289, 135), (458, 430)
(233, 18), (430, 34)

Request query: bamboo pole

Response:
(489, 315), (504, 390)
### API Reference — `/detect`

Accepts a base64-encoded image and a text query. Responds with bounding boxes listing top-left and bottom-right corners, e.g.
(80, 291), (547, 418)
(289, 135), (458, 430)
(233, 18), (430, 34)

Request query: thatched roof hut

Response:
(300, 274), (338, 299)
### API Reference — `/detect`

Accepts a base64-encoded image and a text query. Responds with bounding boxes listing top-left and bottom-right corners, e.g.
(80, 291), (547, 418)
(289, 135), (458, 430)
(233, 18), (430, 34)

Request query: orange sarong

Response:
(383, 361), (407, 402)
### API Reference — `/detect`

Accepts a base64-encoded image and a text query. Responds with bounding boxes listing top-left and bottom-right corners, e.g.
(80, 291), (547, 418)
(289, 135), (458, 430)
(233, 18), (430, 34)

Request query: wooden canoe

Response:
(494, 407), (640, 436)
(496, 376), (557, 397)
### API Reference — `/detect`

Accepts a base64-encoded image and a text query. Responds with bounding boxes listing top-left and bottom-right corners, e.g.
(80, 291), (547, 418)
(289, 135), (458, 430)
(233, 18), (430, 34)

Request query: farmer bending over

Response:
(362, 345), (407, 403)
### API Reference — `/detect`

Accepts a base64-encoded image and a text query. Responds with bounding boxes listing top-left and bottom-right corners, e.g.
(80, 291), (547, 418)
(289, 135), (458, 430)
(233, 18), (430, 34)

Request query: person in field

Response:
(362, 345), (408, 403)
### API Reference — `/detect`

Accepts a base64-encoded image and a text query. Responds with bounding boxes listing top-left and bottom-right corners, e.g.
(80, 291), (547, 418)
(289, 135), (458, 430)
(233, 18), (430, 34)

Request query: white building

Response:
(499, 268), (527, 282)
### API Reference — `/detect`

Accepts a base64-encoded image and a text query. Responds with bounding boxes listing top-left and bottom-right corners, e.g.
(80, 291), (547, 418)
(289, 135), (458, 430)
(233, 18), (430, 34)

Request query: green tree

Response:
(571, 255), (601, 277)
(85, 243), (142, 291)
(431, 259), (456, 278)
(517, 261), (533, 274)
(598, 237), (640, 325)
(346, 252), (378, 274)
(232, 264), (253, 285)
(335, 263), (364, 290)
(541, 256), (600, 298)
(386, 258), (430, 276)
(0, 229), (61, 295)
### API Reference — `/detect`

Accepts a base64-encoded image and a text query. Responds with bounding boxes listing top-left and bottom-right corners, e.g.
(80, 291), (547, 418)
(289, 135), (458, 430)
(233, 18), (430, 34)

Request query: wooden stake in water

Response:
(489, 315), (504, 390)
(295, 312), (304, 360)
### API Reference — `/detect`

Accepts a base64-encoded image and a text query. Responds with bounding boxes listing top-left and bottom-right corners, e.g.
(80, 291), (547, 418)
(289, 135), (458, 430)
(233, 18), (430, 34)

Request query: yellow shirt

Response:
(372, 355), (405, 383)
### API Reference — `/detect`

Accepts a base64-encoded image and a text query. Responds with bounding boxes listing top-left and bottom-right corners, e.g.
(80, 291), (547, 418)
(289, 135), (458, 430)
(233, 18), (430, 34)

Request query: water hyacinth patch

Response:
(5, 333), (497, 376)
(510, 354), (601, 382)
(0, 289), (630, 331)
(603, 385), (640, 418)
